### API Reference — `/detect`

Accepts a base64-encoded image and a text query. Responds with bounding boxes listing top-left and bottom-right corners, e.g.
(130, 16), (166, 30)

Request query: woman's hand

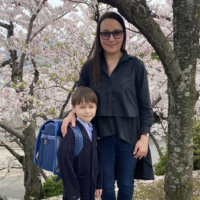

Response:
(95, 189), (102, 198)
(77, 198), (80, 200)
(133, 135), (149, 160)
(61, 111), (76, 136)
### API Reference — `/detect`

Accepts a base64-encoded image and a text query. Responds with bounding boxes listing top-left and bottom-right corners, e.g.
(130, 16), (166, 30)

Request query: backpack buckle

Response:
(78, 134), (82, 140)
(44, 136), (48, 145)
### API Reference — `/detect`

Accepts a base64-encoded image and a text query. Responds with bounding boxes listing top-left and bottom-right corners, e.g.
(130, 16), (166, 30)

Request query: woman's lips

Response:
(107, 44), (115, 47)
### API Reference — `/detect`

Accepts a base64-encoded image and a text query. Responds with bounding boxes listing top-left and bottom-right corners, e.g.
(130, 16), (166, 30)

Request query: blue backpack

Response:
(33, 120), (83, 176)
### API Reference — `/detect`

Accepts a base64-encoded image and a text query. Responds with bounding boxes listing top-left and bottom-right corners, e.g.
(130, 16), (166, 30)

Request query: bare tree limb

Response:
(0, 141), (24, 165)
(0, 22), (10, 29)
(151, 95), (162, 108)
(12, 138), (24, 150)
(150, 132), (163, 157)
(0, 124), (24, 143)
(29, 59), (39, 96)
(0, 170), (9, 180)
(0, 59), (12, 68)
(58, 81), (78, 118)
(0, 166), (22, 172)
(88, 42), (94, 59)
(151, 11), (172, 22)
(39, 168), (48, 180)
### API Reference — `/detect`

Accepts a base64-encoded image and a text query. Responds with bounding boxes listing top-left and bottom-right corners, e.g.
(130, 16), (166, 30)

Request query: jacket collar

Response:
(76, 120), (97, 145)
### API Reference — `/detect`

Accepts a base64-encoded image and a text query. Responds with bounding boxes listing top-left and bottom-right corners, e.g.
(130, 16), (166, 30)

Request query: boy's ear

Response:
(72, 106), (75, 113)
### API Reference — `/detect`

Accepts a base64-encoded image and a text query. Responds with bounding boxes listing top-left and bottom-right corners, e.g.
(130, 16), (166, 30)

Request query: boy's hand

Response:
(95, 189), (102, 198)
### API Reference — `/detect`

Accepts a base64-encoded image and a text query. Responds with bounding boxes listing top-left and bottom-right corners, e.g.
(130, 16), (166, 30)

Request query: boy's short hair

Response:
(71, 86), (98, 107)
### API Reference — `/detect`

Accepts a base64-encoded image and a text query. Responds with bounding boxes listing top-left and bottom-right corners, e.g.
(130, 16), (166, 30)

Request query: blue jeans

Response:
(100, 135), (138, 200)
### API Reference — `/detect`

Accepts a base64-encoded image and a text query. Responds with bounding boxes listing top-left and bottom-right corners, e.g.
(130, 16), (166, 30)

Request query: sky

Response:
(48, 0), (63, 7)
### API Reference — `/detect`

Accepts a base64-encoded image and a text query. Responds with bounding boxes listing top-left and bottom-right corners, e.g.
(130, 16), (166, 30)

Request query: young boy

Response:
(57, 86), (103, 200)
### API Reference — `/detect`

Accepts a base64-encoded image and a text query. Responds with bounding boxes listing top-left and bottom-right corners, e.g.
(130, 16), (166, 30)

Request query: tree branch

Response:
(29, 59), (39, 96)
(12, 138), (24, 150)
(88, 41), (95, 58)
(30, 4), (79, 42)
(39, 168), (48, 180)
(151, 12), (172, 21)
(0, 166), (22, 172)
(19, 0), (48, 73)
(0, 124), (24, 143)
(0, 59), (12, 68)
(0, 22), (10, 29)
(126, 27), (141, 34)
(152, 95), (162, 108)
(58, 81), (78, 118)
(0, 141), (24, 165)
(150, 132), (163, 157)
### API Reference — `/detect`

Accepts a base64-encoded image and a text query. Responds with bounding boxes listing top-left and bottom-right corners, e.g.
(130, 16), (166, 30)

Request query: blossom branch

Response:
(58, 81), (78, 118)
(19, 0), (48, 73)
(30, 4), (79, 42)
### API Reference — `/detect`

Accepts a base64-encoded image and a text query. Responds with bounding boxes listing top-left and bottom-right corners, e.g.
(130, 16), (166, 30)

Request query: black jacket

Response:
(57, 120), (103, 200)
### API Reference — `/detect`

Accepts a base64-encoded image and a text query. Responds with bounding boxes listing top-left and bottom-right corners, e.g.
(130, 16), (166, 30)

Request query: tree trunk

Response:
(164, 79), (196, 200)
(164, 1), (199, 199)
(23, 122), (43, 200)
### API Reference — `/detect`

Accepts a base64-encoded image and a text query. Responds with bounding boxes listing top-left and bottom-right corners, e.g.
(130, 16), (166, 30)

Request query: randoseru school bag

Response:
(33, 120), (83, 176)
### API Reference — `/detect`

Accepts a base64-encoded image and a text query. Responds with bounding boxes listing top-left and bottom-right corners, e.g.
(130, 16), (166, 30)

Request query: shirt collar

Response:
(77, 117), (93, 131)
(101, 50), (129, 73)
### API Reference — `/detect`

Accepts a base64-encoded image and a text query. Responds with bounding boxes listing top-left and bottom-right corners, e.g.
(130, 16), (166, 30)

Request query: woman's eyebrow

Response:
(101, 29), (122, 32)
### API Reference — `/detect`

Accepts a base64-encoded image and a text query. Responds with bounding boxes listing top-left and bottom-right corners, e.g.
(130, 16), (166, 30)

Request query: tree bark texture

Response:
(98, 0), (200, 199)
(22, 122), (43, 200)
(164, 1), (199, 199)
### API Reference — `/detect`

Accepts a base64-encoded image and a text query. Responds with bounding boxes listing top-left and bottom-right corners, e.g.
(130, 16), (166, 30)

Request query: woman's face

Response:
(100, 18), (124, 56)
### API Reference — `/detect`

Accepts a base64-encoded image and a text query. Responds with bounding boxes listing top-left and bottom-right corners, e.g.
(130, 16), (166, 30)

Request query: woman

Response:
(61, 12), (154, 200)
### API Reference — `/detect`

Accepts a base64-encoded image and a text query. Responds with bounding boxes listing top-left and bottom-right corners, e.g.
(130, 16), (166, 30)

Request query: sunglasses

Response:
(99, 30), (124, 40)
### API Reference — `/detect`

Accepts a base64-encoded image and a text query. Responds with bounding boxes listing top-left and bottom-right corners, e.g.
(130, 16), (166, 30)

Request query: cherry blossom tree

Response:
(1, 0), (200, 200)
(0, 0), (87, 199)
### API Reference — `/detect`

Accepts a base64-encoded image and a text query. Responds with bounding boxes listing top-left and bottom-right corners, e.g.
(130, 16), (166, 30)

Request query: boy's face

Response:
(72, 100), (97, 125)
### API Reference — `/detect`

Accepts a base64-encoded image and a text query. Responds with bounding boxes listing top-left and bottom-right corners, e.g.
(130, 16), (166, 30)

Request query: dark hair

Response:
(71, 86), (98, 107)
(86, 12), (126, 87)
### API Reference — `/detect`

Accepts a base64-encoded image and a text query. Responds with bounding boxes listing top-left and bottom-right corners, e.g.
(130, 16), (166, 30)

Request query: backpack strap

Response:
(69, 124), (83, 159)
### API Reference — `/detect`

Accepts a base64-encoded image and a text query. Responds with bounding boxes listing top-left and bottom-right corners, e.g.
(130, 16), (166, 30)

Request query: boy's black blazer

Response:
(57, 120), (103, 200)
